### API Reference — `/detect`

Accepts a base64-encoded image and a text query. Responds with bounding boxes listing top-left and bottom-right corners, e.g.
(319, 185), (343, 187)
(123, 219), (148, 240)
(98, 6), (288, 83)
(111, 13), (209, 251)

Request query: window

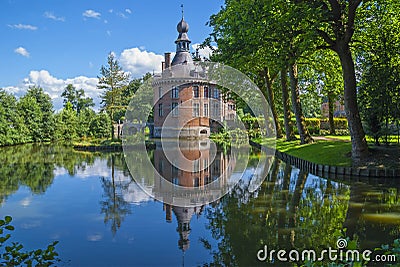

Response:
(172, 162), (179, 175)
(158, 159), (164, 175)
(212, 102), (220, 117)
(193, 86), (199, 98)
(204, 86), (209, 98)
(203, 103), (209, 117)
(172, 102), (179, 116)
(194, 178), (200, 187)
(213, 88), (220, 99)
(172, 178), (179, 185)
(158, 103), (163, 117)
(193, 103), (200, 117)
(171, 87), (179, 98)
(193, 160), (199, 173)
(203, 159), (209, 170)
(158, 87), (163, 98)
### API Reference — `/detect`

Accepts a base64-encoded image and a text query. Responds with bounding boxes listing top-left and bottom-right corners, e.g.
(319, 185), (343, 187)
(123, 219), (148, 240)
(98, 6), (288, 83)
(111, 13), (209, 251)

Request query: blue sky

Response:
(1, 0), (223, 109)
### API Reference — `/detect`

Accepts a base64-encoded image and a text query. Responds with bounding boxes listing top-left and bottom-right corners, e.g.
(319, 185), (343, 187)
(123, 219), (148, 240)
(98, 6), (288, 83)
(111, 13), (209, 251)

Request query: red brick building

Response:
(152, 15), (235, 138)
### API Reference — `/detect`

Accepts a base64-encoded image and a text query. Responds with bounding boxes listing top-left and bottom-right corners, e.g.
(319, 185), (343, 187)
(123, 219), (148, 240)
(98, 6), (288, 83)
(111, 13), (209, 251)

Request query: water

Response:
(0, 144), (399, 266)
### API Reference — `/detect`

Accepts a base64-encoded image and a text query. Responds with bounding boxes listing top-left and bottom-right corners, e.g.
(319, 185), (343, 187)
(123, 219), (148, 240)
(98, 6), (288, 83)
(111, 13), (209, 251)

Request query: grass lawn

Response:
(262, 138), (353, 167)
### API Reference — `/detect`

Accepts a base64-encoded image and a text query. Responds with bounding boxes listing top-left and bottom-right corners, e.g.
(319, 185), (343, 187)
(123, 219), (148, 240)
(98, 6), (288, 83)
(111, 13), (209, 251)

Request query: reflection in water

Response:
(1, 144), (400, 266)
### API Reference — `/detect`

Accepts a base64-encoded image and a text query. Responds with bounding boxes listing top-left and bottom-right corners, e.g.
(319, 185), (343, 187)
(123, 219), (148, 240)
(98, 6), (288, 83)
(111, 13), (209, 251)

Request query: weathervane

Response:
(181, 4), (184, 19)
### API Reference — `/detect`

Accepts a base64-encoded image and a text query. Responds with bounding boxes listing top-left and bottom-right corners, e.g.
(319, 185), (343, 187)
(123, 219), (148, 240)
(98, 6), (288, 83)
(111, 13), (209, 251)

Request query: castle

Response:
(152, 13), (235, 138)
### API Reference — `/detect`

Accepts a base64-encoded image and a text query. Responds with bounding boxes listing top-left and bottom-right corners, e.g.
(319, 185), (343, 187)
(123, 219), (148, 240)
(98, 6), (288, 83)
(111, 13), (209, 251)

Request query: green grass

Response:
(262, 138), (352, 167)
(73, 138), (121, 147)
(324, 135), (351, 141)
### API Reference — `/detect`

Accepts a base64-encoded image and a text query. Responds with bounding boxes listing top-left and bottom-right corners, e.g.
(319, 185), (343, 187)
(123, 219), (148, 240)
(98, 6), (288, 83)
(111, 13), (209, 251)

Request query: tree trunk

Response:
(289, 62), (313, 144)
(281, 69), (296, 141)
(328, 91), (336, 135)
(263, 68), (283, 139)
(336, 43), (369, 161)
(110, 109), (115, 139)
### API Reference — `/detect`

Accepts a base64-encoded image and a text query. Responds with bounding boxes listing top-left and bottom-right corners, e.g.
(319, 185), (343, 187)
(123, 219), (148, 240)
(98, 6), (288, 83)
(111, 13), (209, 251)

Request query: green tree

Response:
(98, 52), (130, 139)
(0, 89), (28, 146)
(77, 108), (96, 138)
(61, 84), (94, 114)
(54, 102), (78, 141)
(358, 0), (400, 145)
(18, 87), (54, 142)
(89, 112), (112, 138)
(294, 0), (370, 160)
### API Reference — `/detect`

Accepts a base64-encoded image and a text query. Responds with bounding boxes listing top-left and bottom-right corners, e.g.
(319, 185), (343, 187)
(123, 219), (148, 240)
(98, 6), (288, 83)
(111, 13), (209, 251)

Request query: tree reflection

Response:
(201, 159), (350, 266)
(99, 154), (131, 236)
(0, 144), (97, 205)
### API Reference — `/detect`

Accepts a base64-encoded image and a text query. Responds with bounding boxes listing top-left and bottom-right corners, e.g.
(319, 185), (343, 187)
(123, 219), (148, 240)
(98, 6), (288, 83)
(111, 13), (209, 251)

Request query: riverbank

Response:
(256, 136), (400, 178)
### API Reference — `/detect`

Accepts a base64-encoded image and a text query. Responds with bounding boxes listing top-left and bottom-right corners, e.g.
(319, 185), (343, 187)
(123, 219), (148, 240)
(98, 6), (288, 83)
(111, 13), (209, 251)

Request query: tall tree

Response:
(280, 69), (296, 141)
(98, 52), (130, 139)
(358, 0), (400, 145)
(299, 0), (369, 160)
(61, 84), (94, 114)
(18, 87), (54, 142)
(0, 89), (28, 145)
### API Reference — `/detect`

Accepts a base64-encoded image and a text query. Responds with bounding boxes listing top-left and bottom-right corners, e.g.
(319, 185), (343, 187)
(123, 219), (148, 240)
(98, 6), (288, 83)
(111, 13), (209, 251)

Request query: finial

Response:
(181, 4), (184, 19)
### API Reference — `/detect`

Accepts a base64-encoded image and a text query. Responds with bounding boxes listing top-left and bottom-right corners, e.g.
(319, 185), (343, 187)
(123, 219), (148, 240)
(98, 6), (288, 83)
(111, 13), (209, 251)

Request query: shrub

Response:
(0, 216), (60, 266)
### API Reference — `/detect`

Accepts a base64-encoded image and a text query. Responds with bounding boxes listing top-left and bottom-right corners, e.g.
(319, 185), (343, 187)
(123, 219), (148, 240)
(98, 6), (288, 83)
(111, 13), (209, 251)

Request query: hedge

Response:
(277, 118), (348, 135)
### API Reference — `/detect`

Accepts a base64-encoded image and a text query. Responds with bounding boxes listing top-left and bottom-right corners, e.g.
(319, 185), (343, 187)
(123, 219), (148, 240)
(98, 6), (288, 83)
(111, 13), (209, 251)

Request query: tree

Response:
(55, 102), (78, 141)
(0, 89), (28, 145)
(206, 0), (314, 143)
(89, 112), (112, 138)
(358, 0), (400, 145)
(280, 69), (296, 141)
(297, 0), (369, 160)
(18, 86), (54, 142)
(61, 84), (94, 114)
(77, 108), (96, 138)
(98, 52), (130, 139)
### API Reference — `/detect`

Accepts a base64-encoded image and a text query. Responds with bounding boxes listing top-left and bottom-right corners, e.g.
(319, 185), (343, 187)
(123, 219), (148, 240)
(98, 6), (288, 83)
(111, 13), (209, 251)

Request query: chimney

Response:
(161, 61), (165, 71)
(164, 52), (171, 69)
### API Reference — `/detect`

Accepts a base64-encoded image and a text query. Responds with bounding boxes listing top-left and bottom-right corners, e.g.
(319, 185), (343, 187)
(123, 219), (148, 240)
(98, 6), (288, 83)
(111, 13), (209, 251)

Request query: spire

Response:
(181, 4), (184, 19)
(171, 5), (193, 66)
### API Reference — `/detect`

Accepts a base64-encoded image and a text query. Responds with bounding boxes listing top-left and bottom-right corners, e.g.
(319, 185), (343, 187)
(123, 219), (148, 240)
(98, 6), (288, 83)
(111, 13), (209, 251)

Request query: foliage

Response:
(54, 102), (78, 141)
(89, 112), (112, 138)
(0, 216), (60, 266)
(0, 90), (28, 146)
(98, 52), (130, 138)
(358, 0), (400, 146)
(61, 84), (95, 114)
(17, 87), (54, 143)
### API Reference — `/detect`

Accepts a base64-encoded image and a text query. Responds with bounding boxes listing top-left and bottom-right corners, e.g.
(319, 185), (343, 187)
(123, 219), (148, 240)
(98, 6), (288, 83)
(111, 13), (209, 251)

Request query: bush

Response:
(0, 216), (60, 266)
(320, 118), (348, 130)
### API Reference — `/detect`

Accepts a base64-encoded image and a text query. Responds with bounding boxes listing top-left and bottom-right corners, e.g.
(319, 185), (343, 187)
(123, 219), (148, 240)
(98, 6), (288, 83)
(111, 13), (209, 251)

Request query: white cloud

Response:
(8, 24), (37, 30)
(4, 47), (165, 110)
(119, 48), (163, 77)
(125, 8), (132, 14)
(106, 30), (111, 36)
(14, 47), (30, 57)
(83, 9), (101, 19)
(191, 43), (216, 59)
(4, 70), (101, 111)
(44, 12), (65, 22)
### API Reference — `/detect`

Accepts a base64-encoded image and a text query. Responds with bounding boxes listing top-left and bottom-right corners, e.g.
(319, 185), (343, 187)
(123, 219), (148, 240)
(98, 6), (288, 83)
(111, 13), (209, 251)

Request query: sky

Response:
(1, 0), (224, 110)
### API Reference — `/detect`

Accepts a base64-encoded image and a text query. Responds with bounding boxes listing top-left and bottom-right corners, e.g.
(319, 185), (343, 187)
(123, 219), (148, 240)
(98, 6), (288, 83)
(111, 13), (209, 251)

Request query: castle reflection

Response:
(153, 139), (235, 252)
